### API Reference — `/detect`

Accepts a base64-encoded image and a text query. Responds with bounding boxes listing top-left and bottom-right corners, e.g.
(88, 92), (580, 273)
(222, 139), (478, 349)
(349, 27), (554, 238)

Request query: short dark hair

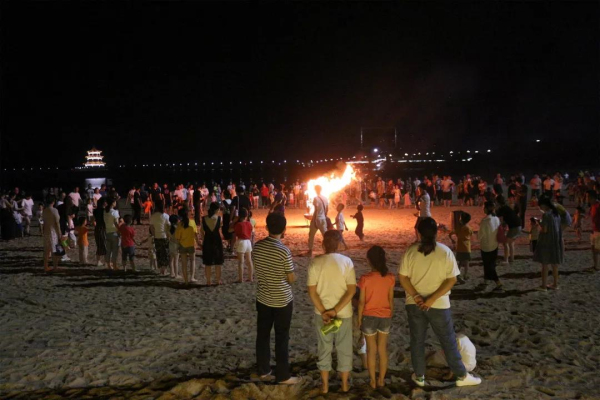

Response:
(323, 230), (342, 253)
(460, 211), (472, 224)
(123, 214), (133, 225)
(238, 208), (248, 219)
(266, 212), (286, 235)
(357, 204), (364, 211)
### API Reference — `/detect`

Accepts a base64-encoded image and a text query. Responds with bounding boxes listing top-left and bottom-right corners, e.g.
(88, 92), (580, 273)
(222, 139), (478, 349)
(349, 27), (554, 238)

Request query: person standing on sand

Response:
(475, 201), (503, 292)
(150, 202), (171, 276)
(414, 184), (431, 242)
(253, 212), (301, 385)
(104, 198), (121, 270)
(533, 198), (563, 291)
(307, 230), (356, 394)
(200, 202), (224, 285)
(399, 217), (482, 388)
(92, 197), (107, 267)
(308, 185), (329, 258)
(42, 196), (62, 272)
(585, 191), (600, 272)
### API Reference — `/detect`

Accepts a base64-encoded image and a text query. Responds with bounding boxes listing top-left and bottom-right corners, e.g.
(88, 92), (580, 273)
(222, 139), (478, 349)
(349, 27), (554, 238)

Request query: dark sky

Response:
(1, 2), (598, 168)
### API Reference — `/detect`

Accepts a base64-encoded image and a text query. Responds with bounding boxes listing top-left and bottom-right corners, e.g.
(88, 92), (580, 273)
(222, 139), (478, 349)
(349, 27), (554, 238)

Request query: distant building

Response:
(84, 147), (106, 168)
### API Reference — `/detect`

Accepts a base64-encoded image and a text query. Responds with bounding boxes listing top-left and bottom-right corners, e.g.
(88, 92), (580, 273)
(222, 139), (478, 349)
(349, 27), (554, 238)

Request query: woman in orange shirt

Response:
(358, 246), (396, 389)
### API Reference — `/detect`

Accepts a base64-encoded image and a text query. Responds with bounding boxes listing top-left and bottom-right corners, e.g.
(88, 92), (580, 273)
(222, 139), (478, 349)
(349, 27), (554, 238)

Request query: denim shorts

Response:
(361, 316), (392, 336)
(121, 246), (135, 261)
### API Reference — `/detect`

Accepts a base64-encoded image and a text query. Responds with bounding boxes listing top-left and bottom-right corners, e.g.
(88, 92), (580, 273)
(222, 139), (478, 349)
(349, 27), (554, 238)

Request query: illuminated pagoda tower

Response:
(84, 147), (106, 168)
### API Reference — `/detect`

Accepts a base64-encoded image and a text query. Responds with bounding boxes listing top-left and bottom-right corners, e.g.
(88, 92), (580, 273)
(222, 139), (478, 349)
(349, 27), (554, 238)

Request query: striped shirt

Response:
(253, 236), (294, 307)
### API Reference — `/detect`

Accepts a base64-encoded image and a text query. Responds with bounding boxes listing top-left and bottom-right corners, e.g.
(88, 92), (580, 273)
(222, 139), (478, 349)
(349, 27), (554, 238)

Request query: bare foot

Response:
(369, 380), (377, 389)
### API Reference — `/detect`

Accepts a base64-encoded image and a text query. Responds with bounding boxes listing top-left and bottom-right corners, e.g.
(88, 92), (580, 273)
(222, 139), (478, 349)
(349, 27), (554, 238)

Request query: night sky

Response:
(1, 2), (598, 169)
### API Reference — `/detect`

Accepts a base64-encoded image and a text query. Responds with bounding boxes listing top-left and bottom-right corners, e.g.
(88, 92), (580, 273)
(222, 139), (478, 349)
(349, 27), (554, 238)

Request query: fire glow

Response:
(305, 164), (356, 215)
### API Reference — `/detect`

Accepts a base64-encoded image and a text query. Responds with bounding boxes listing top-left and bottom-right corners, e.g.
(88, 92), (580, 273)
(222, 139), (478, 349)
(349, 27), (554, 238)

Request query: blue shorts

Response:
(361, 316), (392, 336)
(121, 246), (135, 262)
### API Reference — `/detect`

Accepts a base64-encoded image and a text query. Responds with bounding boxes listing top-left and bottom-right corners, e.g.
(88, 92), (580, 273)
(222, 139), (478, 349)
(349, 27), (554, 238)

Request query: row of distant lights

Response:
(3, 148), (504, 171)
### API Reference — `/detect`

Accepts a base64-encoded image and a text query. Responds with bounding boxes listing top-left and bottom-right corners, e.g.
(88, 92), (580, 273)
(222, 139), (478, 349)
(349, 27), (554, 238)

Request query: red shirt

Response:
(261, 186), (270, 197)
(119, 225), (136, 247)
(358, 272), (396, 318)
(591, 202), (600, 232)
(234, 221), (253, 240)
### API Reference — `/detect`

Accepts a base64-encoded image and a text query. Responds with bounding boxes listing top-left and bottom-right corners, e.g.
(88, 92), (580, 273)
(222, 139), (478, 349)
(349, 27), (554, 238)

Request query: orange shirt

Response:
(76, 226), (89, 246)
(358, 272), (396, 318)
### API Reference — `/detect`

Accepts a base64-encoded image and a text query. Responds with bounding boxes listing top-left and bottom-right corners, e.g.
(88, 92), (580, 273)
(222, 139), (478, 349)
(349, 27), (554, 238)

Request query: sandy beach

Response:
(1, 204), (599, 399)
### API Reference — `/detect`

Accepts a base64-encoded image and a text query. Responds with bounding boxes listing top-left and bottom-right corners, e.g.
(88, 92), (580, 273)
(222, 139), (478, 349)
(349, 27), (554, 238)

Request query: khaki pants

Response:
(308, 218), (327, 251)
(314, 315), (353, 372)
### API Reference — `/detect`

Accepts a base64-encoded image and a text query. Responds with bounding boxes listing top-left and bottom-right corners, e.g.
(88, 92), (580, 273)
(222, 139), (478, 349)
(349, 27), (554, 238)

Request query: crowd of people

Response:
(0, 169), (599, 392)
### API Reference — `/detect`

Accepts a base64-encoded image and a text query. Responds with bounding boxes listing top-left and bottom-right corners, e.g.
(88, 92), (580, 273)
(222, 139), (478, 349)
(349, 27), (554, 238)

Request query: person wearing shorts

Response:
(119, 215), (137, 272)
(233, 208), (254, 282)
(358, 246), (396, 389)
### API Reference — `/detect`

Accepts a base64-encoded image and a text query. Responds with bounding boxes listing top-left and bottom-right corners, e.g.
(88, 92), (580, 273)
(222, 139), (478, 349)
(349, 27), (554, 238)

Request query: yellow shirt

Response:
(175, 221), (198, 248)
(455, 225), (472, 253)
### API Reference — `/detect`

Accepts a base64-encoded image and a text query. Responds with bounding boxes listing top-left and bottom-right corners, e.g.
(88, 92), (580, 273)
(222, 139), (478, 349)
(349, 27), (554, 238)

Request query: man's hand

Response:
(414, 294), (425, 306)
(419, 297), (436, 311)
(322, 309), (336, 324)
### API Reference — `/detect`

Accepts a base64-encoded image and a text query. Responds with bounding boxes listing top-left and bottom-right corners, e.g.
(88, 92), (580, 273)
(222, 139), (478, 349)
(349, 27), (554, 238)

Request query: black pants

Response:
(481, 248), (499, 282)
(256, 300), (293, 382)
(132, 205), (141, 224)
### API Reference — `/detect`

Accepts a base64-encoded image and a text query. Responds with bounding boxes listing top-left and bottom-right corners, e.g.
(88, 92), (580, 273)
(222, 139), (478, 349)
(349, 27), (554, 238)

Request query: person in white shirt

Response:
(92, 188), (102, 207)
(68, 187), (82, 209)
(42, 196), (62, 272)
(476, 201), (503, 292)
(308, 185), (329, 258)
(427, 333), (477, 376)
(21, 194), (35, 236)
(307, 230), (356, 394)
(414, 184), (431, 242)
(86, 184), (94, 202)
(399, 217), (481, 388)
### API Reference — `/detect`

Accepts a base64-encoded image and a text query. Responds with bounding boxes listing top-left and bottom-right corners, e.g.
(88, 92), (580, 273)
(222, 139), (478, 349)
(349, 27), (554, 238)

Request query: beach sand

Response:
(1, 204), (599, 399)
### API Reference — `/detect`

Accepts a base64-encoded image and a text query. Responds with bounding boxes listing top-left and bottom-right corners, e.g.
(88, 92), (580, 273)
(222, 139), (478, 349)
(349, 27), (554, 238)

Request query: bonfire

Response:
(304, 164), (356, 220)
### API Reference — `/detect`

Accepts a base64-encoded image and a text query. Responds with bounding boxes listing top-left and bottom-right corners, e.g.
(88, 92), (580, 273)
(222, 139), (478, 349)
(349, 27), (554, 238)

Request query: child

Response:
(86, 198), (94, 223)
(13, 207), (23, 238)
(351, 204), (365, 241)
(141, 229), (157, 271)
(449, 211), (472, 284)
(167, 214), (180, 278)
(393, 185), (401, 209)
(143, 198), (153, 219)
(352, 289), (368, 373)
(232, 208), (254, 282)
(119, 215), (138, 271)
(358, 246), (396, 389)
(573, 206), (585, 242)
(67, 214), (77, 248)
(36, 203), (44, 235)
(403, 191), (412, 209)
(75, 217), (89, 265)
(427, 332), (477, 379)
(334, 203), (349, 250)
(523, 217), (540, 252)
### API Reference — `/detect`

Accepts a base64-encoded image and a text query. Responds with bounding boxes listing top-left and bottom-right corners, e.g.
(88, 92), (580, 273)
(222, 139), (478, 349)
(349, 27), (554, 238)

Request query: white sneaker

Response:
(411, 373), (425, 387)
(456, 373), (482, 386)
(97, 262), (104, 267)
(61, 255), (71, 262)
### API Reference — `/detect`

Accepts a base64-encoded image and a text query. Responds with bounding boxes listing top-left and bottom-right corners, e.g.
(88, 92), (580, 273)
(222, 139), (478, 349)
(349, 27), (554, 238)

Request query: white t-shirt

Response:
(418, 193), (431, 217)
(69, 192), (82, 207)
(478, 214), (500, 252)
(93, 193), (102, 204)
(543, 179), (554, 191)
(22, 198), (34, 216)
(335, 212), (346, 231)
(150, 212), (170, 239)
(128, 190), (135, 203)
(307, 253), (356, 318)
(313, 195), (328, 220)
(553, 178), (562, 191)
(399, 242), (460, 309)
(104, 209), (120, 233)
(430, 333), (476, 372)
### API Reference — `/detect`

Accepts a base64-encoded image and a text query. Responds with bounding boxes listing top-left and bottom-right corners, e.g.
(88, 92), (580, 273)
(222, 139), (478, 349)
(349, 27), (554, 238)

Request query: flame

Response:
(305, 164), (356, 215)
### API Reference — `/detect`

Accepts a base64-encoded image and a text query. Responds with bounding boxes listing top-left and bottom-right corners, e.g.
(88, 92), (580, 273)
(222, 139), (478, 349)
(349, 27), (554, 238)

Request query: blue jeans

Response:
(405, 305), (466, 378)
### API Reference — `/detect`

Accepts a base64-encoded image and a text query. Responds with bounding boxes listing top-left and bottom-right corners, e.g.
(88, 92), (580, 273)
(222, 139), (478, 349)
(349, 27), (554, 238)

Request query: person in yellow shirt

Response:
(449, 212), (473, 285)
(175, 208), (200, 285)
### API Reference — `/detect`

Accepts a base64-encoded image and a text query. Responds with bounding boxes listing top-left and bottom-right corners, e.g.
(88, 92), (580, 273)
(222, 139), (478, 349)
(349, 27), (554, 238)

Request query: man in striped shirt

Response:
(253, 212), (302, 385)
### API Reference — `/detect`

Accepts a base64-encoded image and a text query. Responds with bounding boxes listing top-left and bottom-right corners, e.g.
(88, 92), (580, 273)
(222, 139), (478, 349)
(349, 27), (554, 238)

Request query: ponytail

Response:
(178, 208), (189, 229)
(367, 246), (388, 276)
